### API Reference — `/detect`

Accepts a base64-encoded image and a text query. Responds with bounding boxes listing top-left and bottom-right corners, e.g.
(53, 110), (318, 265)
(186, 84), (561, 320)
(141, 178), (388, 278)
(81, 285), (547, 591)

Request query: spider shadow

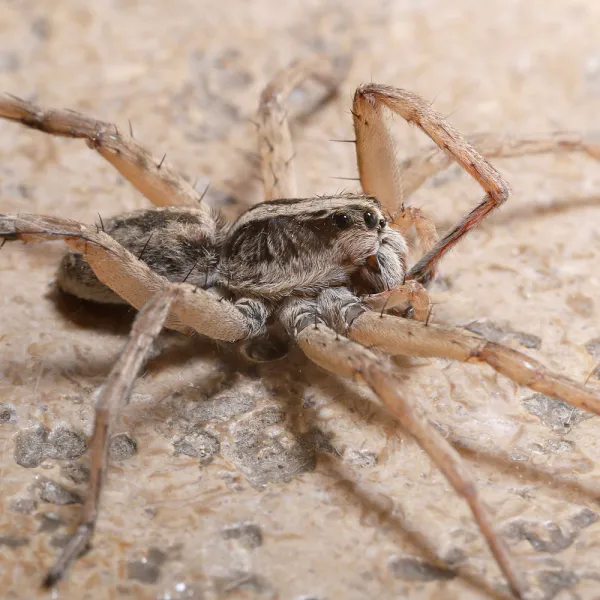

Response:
(436, 193), (600, 234)
(48, 286), (139, 335)
(252, 354), (515, 598)
(262, 350), (600, 595)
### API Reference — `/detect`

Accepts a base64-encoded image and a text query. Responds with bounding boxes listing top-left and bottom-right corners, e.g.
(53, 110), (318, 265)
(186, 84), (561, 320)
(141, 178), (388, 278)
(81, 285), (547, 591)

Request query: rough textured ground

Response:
(1, 1), (600, 599)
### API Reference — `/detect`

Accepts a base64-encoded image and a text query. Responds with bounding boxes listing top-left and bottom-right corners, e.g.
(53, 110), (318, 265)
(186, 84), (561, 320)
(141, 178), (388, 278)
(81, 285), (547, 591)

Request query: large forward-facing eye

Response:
(332, 213), (351, 229)
(363, 210), (379, 229)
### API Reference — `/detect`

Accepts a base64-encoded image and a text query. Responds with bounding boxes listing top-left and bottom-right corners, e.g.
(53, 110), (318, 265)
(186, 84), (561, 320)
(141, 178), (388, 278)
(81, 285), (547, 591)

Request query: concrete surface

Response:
(1, 1), (600, 599)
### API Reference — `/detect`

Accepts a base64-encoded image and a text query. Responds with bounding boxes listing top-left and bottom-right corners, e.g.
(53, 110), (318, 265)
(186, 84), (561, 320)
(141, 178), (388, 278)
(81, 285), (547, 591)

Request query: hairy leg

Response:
(279, 297), (526, 598)
(0, 95), (212, 215)
(363, 280), (431, 321)
(348, 310), (600, 415)
(399, 131), (600, 202)
(43, 288), (178, 587)
(389, 205), (438, 255)
(258, 56), (347, 200)
(352, 84), (511, 285)
(0, 213), (264, 339)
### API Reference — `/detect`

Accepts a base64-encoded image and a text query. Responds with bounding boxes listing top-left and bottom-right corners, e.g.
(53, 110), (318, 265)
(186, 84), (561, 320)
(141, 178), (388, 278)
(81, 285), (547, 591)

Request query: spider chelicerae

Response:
(1, 56), (600, 598)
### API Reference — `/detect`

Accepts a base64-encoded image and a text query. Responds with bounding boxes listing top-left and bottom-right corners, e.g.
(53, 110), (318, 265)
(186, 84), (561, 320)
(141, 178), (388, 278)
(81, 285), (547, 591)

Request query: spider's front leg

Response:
(278, 293), (526, 599)
(0, 95), (211, 212)
(348, 308), (600, 416)
(352, 85), (600, 285)
(399, 131), (600, 203)
(363, 279), (431, 321)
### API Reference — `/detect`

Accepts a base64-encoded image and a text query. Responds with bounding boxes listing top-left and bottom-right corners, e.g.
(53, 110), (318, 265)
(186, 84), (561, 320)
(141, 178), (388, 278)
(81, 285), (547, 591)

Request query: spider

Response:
(1, 56), (600, 599)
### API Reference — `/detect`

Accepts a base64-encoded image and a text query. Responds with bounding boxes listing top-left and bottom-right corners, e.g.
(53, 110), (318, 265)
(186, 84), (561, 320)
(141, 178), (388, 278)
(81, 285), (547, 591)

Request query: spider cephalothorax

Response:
(2, 57), (600, 597)
(220, 194), (405, 299)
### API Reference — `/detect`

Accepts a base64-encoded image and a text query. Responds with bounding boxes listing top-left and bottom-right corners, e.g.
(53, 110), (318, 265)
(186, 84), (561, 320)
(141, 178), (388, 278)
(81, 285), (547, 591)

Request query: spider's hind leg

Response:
(0, 94), (212, 212)
(258, 56), (348, 200)
(57, 206), (223, 304)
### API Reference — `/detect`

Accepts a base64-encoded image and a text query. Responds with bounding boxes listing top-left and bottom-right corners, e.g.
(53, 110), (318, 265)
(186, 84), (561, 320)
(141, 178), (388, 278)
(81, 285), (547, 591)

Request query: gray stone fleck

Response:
(214, 571), (271, 595)
(509, 452), (530, 462)
(306, 426), (337, 455)
(147, 547), (168, 566)
(184, 390), (255, 425)
(60, 461), (90, 484)
(36, 512), (64, 533)
(229, 407), (316, 486)
(511, 330), (542, 350)
(8, 497), (38, 514)
(0, 402), (15, 423)
(466, 320), (509, 342)
(529, 440), (574, 455)
(344, 448), (377, 468)
(109, 433), (138, 461)
(50, 533), (74, 549)
(0, 536), (29, 548)
(127, 558), (162, 584)
(221, 521), (263, 549)
(522, 393), (594, 432)
(45, 427), (87, 460)
(585, 337), (600, 361)
(36, 478), (82, 505)
(569, 508), (598, 530)
(506, 510), (596, 555)
(465, 319), (541, 349)
(14, 424), (88, 467)
(387, 555), (456, 582)
(538, 568), (578, 599)
(173, 429), (219, 465)
(14, 424), (47, 468)
(519, 521), (573, 553)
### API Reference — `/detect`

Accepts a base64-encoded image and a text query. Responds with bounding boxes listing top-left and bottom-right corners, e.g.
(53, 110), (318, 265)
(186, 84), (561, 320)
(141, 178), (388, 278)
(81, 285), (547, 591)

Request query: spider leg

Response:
(0, 213), (262, 340)
(353, 84), (512, 285)
(363, 280), (432, 321)
(279, 297), (526, 599)
(42, 288), (178, 588)
(0, 95), (211, 214)
(349, 310), (600, 415)
(389, 205), (439, 255)
(258, 56), (346, 200)
(399, 131), (600, 202)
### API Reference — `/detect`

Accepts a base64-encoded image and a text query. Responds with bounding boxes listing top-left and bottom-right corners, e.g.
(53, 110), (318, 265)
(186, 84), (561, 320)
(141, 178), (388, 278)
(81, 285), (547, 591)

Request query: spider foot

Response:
(363, 280), (431, 320)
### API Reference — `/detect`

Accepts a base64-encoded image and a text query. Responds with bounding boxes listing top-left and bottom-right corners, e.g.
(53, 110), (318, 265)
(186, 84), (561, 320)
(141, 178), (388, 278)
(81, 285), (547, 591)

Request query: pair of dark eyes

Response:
(332, 210), (384, 230)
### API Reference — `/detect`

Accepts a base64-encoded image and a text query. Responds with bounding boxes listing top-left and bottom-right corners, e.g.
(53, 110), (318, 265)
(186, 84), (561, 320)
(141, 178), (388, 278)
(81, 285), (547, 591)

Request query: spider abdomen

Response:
(57, 207), (223, 303)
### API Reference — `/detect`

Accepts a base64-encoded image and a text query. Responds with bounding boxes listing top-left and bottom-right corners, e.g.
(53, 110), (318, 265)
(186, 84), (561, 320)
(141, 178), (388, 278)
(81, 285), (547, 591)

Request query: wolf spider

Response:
(1, 57), (600, 598)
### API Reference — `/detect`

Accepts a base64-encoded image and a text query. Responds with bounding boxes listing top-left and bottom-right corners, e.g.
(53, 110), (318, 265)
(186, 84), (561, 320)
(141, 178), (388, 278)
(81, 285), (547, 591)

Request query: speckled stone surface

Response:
(1, 1), (600, 599)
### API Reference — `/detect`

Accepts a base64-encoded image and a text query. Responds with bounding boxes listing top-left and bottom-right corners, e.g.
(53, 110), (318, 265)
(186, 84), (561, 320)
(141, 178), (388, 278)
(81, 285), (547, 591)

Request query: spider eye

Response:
(363, 210), (379, 229)
(332, 213), (351, 229)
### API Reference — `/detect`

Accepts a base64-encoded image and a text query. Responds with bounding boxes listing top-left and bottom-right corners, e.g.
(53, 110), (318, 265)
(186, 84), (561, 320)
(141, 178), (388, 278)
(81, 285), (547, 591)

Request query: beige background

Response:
(1, 1), (600, 599)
